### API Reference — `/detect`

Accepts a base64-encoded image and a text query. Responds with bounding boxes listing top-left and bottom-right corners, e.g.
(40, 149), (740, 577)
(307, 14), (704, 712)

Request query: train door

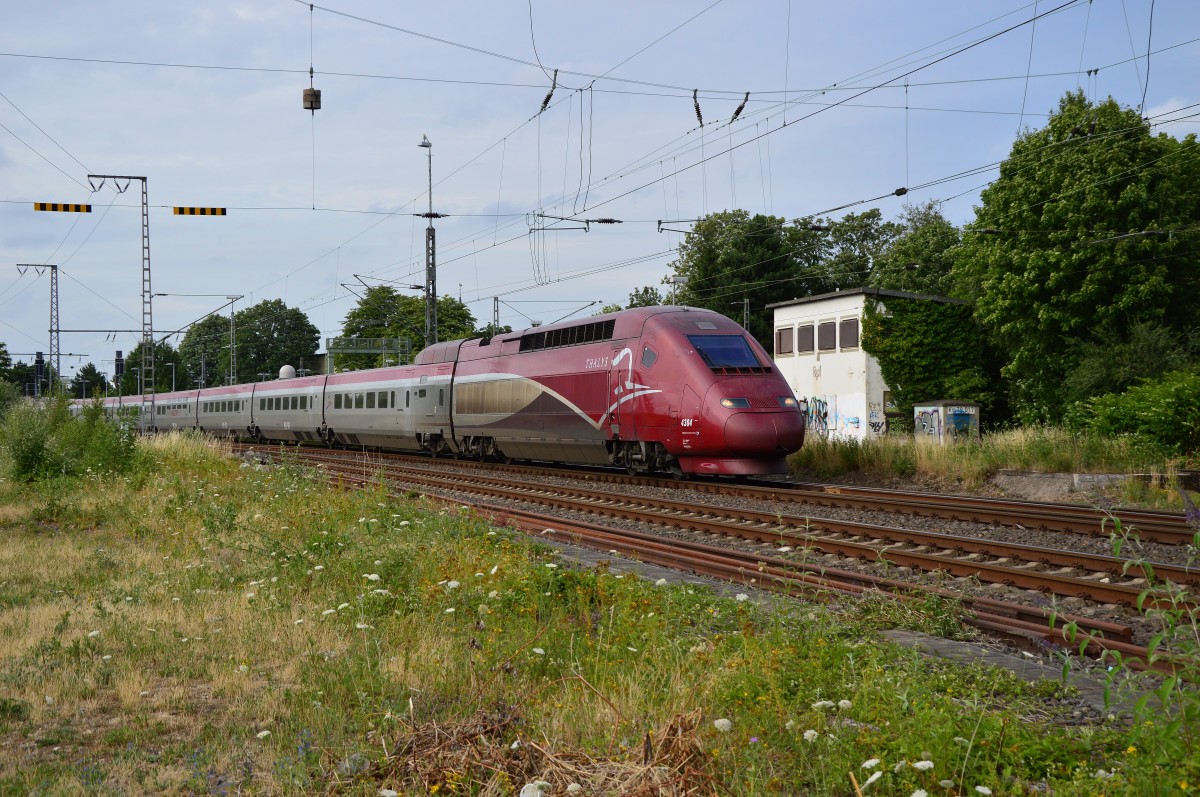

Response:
(607, 343), (635, 439)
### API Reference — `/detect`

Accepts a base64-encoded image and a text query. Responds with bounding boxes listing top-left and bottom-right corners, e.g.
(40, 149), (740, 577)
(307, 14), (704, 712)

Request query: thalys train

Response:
(92, 306), (805, 476)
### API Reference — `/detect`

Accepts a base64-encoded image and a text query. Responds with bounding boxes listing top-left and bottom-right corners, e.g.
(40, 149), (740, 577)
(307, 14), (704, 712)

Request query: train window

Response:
(300, 396), (307, 410)
(417, 389), (427, 399)
(391, 391), (396, 409)
(797, 324), (814, 354)
(354, 393), (364, 409)
(405, 391), (410, 408)
(378, 391), (388, 408)
(775, 327), (794, 356)
(366, 392), (376, 409)
(438, 389), (444, 406)
(260, 398), (266, 411)
(641, 346), (657, 367)
(291, 396), (299, 410)
(839, 318), (860, 349)
(334, 394), (342, 409)
(817, 321), (836, 351)
(687, 335), (761, 368)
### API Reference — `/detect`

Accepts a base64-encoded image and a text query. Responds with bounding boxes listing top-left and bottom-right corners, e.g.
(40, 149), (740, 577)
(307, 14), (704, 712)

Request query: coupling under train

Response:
(94, 306), (805, 476)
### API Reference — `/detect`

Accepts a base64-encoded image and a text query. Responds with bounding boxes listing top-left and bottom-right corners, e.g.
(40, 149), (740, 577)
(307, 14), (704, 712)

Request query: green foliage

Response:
(231, 299), (320, 383)
(626, 285), (662, 308)
(954, 91), (1200, 421)
(339, 286), (476, 369)
(0, 394), (141, 482)
(1065, 369), (1200, 456)
(177, 313), (229, 388)
(115, 340), (182, 396)
(1062, 321), (1197, 405)
(869, 201), (961, 295)
(0, 381), (19, 420)
(861, 296), (1002, 421)
(67, 362), (108, 400)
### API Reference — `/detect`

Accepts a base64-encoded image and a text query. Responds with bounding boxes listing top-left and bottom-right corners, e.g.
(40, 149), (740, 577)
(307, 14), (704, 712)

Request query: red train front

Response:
(448, 306), (805, 477)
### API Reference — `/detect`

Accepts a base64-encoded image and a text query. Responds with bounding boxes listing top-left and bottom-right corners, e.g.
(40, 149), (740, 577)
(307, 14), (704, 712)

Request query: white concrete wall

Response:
(772, 293), (891, 441)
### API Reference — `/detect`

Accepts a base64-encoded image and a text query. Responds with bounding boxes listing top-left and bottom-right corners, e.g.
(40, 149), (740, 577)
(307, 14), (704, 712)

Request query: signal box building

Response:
(767, 288), (966, 441)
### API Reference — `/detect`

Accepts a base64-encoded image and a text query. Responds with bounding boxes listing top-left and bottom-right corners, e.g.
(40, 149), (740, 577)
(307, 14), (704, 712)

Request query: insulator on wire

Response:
(730, 91), (749, 124)
(540, 68), (558, 115)
(893, 187), (908, 197)
(693, 89), (703, 127)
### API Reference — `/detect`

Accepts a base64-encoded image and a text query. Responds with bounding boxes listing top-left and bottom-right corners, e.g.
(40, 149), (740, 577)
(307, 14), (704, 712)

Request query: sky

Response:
(1, 0), (1197, 378)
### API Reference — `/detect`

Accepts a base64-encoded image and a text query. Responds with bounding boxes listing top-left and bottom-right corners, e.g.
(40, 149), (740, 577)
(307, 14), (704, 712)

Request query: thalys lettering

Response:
(85, 307), (804, 477)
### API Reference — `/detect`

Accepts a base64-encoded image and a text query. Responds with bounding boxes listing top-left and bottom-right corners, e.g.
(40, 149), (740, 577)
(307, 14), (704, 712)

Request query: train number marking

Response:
(680, 418), (696, 428)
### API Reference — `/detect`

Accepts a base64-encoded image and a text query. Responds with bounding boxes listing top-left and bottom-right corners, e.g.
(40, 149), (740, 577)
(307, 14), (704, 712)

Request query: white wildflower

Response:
(337, 603), (350, 610)
(975, 788), (992, 796)
(862, 758), (881, 769)
(531, 648), (545, 655)
(355, 623), (373, 629)
(735, 593), (749, 602)
(322, 609), (337, 616)
(862, 771), (882, 789)
(913, 760), (935, 771)
(838, 699), (852, 710)
(490, 565), (499, 575)
(246, 592), (256, 599)
(238, 664), (249, 673)
(444, 608), (455, 614)
(87, 630), (100, 638)
(519, 781), (552, 797)
(544, 563), (558, 569)
(313, 565), (325, 571)
(294, 619), (304, 624)
(364, 574), (381, 582)
(911, 791), (929, 797)
(803, 729), (818, 742)
(655, 578), (669, 586)
(256, 730), (271, 739)
(812, 700), (835, 710)
(380, 790), (399, 797)
(712, 718), (733, 733)
(446, 580), (460, 589)
(488, 590), (499, 599)
(777, 546), (793, 552)
(939, 781), (955, 789)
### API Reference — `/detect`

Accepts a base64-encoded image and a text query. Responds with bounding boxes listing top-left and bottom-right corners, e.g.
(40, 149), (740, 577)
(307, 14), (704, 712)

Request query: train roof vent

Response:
(519, 318), (615, 352)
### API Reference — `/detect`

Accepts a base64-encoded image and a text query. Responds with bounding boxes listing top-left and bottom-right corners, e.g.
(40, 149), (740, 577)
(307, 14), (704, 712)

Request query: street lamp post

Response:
(670, 275), (688, 304)
(418, 134), (439, 349)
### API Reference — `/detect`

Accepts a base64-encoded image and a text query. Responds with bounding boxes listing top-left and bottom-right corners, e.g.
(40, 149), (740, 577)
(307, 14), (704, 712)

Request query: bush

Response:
(0, 393), (142, 481)
(1066, 369), (1200, 457)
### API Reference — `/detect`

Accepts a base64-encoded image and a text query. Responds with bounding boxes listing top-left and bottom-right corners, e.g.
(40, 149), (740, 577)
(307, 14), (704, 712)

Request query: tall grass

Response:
(0, 432), (1195, 794)
(0, 393), (142, 482)
(792, 427), (1191, 498)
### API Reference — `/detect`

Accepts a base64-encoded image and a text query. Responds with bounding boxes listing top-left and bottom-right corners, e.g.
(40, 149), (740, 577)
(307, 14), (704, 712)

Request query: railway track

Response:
(279, 447), (1197, 545)
(238, 444), (1196, 674)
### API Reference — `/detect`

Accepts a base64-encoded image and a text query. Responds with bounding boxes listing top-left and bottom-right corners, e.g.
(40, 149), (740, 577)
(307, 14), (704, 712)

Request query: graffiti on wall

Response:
(868, 402), (886, 435)
(798, 395), (862, 437)
(915, 409), (941, 437)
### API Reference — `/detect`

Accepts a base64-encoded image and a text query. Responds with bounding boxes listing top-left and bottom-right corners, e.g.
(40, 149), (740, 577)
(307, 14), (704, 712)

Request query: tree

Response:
(861, 296), (1005, 424)
(231, 299), (320, 384)
(670, 211), (799, 346)
(69, 362), (109, 399)
(178, 314), (230, 388)
(115, 340), (182, 396)
(870, 201), (961, 295)
(819, 208), (903, 289)
(340, 287), (477, 370)
(626, 286), (662, 308)
(954, 91), (1200, 421)
(0, 341), (11, 379)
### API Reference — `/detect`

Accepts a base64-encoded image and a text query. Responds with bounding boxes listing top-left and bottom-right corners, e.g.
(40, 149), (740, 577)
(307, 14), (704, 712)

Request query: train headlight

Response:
(720, 397), (751, 409)
(777, 396), (798, 409)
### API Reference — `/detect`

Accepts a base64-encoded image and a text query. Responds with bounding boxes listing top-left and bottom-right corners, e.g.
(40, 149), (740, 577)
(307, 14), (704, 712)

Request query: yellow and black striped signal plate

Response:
(34, 202), (91, 212)
(173, 207), (227, 216)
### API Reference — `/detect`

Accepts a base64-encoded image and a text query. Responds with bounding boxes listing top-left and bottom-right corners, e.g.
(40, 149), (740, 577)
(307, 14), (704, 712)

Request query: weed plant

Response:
(792, 427), (1196, 508)
(0, 393), (142, 482)
(0, 432), (1195, 794)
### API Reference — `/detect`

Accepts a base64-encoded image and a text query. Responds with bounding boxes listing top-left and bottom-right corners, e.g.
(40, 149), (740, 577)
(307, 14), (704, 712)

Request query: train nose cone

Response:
(723, 411), (805, 454)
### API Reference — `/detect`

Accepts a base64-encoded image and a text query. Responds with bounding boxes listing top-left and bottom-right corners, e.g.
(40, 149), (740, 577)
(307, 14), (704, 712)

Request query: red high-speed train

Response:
(97, 306), (805, 476)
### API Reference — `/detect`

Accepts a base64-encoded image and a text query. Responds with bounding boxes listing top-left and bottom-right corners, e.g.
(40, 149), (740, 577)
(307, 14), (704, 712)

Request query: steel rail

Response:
(315, 460), (1179, 675)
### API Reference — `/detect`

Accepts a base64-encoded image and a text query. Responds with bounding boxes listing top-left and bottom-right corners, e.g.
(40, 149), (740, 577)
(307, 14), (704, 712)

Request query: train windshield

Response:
(687, 335), (762, 368)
